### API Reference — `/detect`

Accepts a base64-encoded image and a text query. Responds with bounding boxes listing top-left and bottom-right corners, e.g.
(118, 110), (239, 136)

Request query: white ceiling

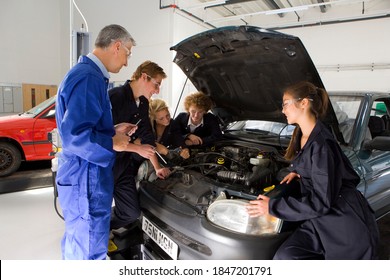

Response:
(168, 0), (390, 29)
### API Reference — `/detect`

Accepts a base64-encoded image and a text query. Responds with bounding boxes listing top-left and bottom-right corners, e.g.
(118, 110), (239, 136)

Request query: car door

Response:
(358, 98), (390, 218)
(31, 103), (56, 159)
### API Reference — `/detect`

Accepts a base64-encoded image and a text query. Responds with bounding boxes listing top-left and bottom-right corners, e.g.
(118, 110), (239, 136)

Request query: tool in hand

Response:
(154, 149), (168, 165)
(127, 119), (141, 136)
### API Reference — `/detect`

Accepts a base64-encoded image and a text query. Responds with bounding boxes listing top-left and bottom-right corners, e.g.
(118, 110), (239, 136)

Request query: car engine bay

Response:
(139, 139), (292, 214)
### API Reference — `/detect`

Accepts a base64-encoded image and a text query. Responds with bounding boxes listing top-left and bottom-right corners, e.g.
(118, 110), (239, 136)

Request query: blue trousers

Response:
(57, 156), (114, 259)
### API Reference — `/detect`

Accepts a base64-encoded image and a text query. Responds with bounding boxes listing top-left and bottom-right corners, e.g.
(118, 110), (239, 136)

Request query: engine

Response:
(176, 142), (285, 190)
(137, 140), (290, 213)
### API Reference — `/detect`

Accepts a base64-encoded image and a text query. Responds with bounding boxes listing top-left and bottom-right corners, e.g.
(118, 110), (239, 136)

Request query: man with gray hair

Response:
(55, 24), (136, 259)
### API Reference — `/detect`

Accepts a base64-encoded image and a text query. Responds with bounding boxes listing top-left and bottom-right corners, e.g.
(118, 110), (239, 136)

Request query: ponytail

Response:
(283, 81), (329, 160)
(284, 126), (301, 161)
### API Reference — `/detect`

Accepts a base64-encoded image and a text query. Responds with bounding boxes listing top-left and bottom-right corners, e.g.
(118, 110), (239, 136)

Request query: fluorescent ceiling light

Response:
(205, 0), (227, 6)
(265, 6), (308, 15)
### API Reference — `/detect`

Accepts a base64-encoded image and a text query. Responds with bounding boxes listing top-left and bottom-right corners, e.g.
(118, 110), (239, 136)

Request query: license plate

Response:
(142, 216), (179, 260)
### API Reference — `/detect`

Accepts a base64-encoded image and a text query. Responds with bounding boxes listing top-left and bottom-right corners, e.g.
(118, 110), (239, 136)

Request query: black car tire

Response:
(0, 142), (22, 177)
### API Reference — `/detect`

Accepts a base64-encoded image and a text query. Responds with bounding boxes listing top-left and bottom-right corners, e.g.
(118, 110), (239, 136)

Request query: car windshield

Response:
(329, 95), (363, 144)
(226, 120), (295, 136)
(22, 96), (56, 116)
(224, 94), (364, 145)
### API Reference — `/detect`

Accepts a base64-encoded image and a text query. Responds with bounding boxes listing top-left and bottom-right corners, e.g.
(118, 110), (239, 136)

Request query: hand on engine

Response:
(156, 167), (171, 179)
(179, 147), (190, 159)
(246, 195), (270, 217)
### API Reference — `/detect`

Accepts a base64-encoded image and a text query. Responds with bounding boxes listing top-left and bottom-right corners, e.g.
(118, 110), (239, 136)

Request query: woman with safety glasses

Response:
(149, 98), (190, 161)
(247, 81), (379, 260)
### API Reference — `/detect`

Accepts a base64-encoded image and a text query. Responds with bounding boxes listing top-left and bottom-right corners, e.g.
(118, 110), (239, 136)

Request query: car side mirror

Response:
(362, 136), (390, 151)
(45, 109), (56, 118)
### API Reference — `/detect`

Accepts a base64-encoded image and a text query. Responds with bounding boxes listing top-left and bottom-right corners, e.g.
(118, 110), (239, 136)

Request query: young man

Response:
(55, 24), (136, 260)
(109, 61), (171, 230)
(173, 91), (222, 148)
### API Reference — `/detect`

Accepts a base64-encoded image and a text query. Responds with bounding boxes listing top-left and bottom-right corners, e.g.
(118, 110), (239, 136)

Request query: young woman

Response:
(246, 81), (379, 260)
(149, 98), (190, 159)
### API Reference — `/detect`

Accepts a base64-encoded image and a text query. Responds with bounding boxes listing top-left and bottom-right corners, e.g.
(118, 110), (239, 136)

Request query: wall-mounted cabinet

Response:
(0, 85), (22, 113)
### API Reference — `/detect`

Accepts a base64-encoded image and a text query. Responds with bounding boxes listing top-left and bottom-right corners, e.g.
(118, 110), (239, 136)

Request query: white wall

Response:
(169, 8), (210, 114)
(0, 0), (175, 100)
(0, 0), (61, 85)
(62, 0), (174, 102)
(284, 18), (390, 92)
(0, 0), (389, 111)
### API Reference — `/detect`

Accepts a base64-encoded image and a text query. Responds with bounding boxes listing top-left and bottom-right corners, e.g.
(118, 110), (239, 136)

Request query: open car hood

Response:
(171, 26), (343, 143)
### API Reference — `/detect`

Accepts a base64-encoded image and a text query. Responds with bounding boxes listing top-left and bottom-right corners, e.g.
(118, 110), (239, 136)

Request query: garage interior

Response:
(0, 0), (390, 262)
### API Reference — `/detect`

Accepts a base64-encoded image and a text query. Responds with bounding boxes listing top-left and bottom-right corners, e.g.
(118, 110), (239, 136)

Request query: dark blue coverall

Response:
(271, 121), (380, 259)
(55, 55), (115, 259)
(152, 118), (185, 149)
(172, 112), (222, 148)
(108, 80), (155, 229)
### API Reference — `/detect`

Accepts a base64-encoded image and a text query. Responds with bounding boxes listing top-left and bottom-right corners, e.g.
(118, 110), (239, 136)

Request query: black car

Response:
(110, 26), (390, 260)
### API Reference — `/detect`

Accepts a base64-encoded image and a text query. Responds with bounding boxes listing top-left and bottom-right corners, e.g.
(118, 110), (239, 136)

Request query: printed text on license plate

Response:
(142, 216), (179, 260)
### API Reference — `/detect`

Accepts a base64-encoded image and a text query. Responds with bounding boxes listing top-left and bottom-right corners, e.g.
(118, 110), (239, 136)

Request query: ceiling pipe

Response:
(158, 0), (387, 31)
(216, 5), (250, 25)
(206, 0), (370, 23)
(264, 0), (284, 17)
(317, 63), (390, 72)
(317, 0), (328, 13)
(286, 0), (302, 22)
(184, 0), (226, 10)
(203, 0), (256, 10)
(203, 0), (284, 19)
(159, 1), (216, 29)
(270, 13), (390, 30)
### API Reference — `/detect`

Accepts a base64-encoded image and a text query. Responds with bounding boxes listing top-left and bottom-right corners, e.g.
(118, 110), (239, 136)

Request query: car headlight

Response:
(207, 198), (282, 236)
(136, 160), (150, 182)
(136, 160), (157, 189)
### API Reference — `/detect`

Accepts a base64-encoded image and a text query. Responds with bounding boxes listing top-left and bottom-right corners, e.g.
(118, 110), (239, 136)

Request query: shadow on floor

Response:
(0, 160), (52, 194)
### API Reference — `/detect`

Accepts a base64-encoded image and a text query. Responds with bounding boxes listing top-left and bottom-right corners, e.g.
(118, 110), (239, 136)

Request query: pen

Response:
(127, 119), (141, 136)
(155, 149), (167, 165)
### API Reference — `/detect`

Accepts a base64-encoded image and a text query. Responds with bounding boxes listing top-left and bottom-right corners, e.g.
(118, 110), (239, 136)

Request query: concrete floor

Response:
(0, 187), (64, 259)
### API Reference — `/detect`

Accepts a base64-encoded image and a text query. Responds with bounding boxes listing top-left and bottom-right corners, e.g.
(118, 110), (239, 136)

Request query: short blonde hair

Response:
(149, 98), (169, 123)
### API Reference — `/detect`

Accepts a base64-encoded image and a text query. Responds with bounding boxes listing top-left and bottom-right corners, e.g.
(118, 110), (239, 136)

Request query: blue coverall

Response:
(55, 55), (115, 259)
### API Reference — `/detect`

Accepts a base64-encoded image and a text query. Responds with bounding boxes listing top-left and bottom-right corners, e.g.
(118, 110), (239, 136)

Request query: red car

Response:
(0, 96), (56, 177)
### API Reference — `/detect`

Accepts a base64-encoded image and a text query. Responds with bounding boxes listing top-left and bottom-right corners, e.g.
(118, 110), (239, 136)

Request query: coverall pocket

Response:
(87, 163), (101, 212)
